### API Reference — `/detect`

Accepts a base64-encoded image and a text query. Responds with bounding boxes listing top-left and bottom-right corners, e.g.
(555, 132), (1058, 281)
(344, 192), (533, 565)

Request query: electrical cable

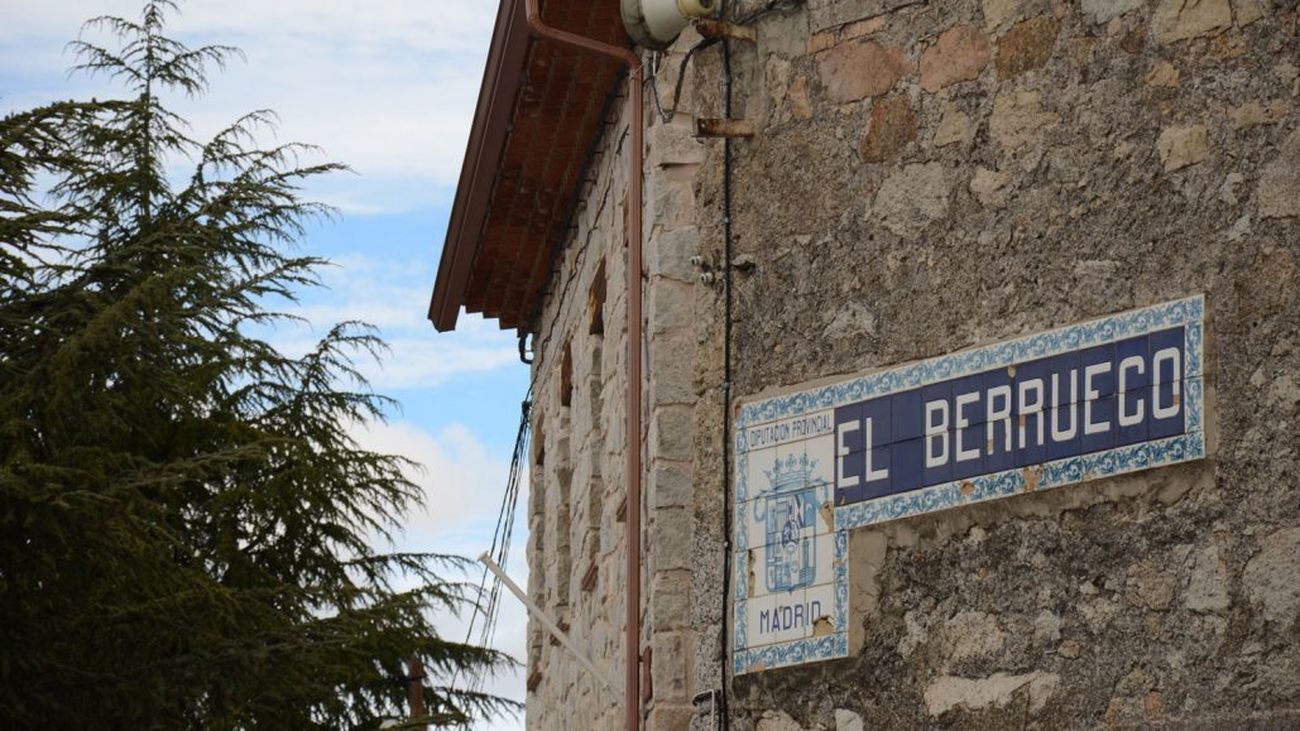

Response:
(459, 391), (532, 703)
(650, 42), (714, 124)
(646, 0), (805, 125)
(711, 2), (805, 727)
(718, 2), (735, 725)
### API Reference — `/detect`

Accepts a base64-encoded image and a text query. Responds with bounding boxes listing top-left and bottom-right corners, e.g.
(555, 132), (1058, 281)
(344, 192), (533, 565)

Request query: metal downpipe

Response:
(520, 1), (645, 728)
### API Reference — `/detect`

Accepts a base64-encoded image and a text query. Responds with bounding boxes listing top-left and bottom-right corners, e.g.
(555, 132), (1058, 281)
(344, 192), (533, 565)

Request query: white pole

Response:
(477, 552), (621, 698)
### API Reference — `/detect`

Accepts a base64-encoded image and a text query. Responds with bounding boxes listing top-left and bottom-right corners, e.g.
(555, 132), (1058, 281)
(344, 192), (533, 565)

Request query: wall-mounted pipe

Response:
(520, 1), (644, 728)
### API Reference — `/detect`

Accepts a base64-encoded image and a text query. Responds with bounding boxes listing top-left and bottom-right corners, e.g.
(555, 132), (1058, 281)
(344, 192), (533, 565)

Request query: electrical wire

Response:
(711, 2), (806, 727)
(650, 42), (713, 124)
(646, 0), (806, 125)
(718, 4), (735, 726)
(460, 391), (532, 703)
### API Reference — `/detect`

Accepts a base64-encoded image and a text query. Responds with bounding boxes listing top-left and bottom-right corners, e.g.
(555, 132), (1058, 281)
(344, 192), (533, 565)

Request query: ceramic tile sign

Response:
(732, 295), (1207, 675)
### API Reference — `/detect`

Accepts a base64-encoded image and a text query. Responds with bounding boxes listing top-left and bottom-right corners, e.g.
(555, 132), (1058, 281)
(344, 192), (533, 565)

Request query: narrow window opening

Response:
(560, 341), (573, 408)
(588, 258), (606, 335)
(533, 416), (545, 467)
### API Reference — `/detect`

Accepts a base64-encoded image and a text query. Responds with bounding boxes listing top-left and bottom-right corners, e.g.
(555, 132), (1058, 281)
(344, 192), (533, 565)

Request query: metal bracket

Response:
(694, 18), (757, 42)
(696, 118), (756, 138)
(478, 553), (622, 699)
(692, 689), (723, 729)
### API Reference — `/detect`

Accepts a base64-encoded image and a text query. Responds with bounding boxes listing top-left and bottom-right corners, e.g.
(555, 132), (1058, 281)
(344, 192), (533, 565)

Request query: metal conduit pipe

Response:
(520, 1), (645, 728)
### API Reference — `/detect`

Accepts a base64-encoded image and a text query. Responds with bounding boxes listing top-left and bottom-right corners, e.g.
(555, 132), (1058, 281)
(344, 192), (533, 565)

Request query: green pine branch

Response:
(0, 2), (521, 727)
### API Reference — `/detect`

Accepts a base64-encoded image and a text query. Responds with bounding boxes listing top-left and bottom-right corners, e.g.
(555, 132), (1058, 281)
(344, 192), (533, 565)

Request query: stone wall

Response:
(521, 0), (1298, 727)
(523, 89), (631, 729)
(680, 0), (1300, 728)
(522, 66), (709, 727)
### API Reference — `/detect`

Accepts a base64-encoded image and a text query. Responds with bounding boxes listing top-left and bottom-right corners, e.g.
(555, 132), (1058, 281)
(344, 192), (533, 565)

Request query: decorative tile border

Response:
(834, 431), (1204, 531)
(735, 295), (1204, 448)
(731, 296), (1207, 675)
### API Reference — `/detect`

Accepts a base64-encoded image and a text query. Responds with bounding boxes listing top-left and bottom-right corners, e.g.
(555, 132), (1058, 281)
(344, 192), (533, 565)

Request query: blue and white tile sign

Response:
(732, 296), (1207, 674)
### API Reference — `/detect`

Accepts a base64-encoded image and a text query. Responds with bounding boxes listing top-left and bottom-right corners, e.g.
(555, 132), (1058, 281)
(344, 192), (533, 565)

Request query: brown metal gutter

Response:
(521, 1), (645, 728)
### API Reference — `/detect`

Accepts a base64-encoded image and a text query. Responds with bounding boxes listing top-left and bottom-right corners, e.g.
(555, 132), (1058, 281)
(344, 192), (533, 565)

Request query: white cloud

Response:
(350, 419), (517, 536)
(1, 1), (496, 55)
(0, 0), (495, 212)
(348, 417), (530, 729)
(257, 251), (520, 391)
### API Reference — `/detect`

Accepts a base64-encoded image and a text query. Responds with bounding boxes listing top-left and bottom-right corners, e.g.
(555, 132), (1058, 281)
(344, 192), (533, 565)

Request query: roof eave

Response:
(428, 0), (530, 333)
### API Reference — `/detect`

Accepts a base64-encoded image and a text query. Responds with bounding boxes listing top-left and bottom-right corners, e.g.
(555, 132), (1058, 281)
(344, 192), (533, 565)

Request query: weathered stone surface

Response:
(1227, 214), (1253, 242)
(896, 609), (929, 657)
(822, 300), (878, 340)
(945, 610), (1007, 661)
(1185, 544), (1231, 612)
(1156, 124), (1209, 171)
(1117, 668), (1152, 694)
(1083, 0), (1145, 22)
(1152, 0), (1232, 44)
(860, 94), (917, 162)
(920, 25), (992, 92)
(1233, 0), (1266, 25)
(1220, 171), (1246, 204)
(1269, 372), (1300, 409)
(642, 330), (686, 403)
(982, 0), (1022, 29)
(765, 55), (793, 124)
(646, 225), (699, 282)
(1243, 527), (1300, 624)
(989, 90), (1060, 151)
(995, 16), (1060, 78)
(924, 672), (1060, 717)
(1118, 29), (1145, 54)
(1211, 31), (1248, 60)
(755, 710), (804, 731)
(807, 0), (926, 33)
(651, 569), (692, 629)
(647, 121), (705, 168)
(970, 167), (1011, 206)
(808, 30), (838, 54)
(834, 708), (865, 731)
(1277, 61), (1300, 89)
(1034, 610), (1062, 643)
(1258, 128), (1300, 218)
(649, 630), (690, 702)
(1238, 247), (1299, 318)
(873, 162), (953, 239)
(840, 15), (888, 41)
(1230, 100), (1287, 130)
(933, 104), (973, 147)
(650, 506), (692, 570)
(649, 464), (693, 509)
(1127, 562), (1177, 610)
(1146, 60), (1181, 87)
(647, 705), (695, 730)
(648, 278), (693, 334)
(788, 75), (814, 120)
(817, 40), (913, 103)
(649, 405), (693, 462)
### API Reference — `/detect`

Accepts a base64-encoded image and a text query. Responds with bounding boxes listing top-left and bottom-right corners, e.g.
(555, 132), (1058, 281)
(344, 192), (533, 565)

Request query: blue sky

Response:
(1, 1), (531, 726)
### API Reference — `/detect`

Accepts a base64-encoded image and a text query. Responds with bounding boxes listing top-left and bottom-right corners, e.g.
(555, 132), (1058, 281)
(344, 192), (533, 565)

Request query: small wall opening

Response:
(560, 341), (573, 408)
(533, 416), (545, 467)
(588, 258), (606, 336)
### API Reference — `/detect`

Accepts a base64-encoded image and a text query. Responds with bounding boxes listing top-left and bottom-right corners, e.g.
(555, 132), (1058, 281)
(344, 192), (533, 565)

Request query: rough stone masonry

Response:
(519, 0), (1300, 727)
